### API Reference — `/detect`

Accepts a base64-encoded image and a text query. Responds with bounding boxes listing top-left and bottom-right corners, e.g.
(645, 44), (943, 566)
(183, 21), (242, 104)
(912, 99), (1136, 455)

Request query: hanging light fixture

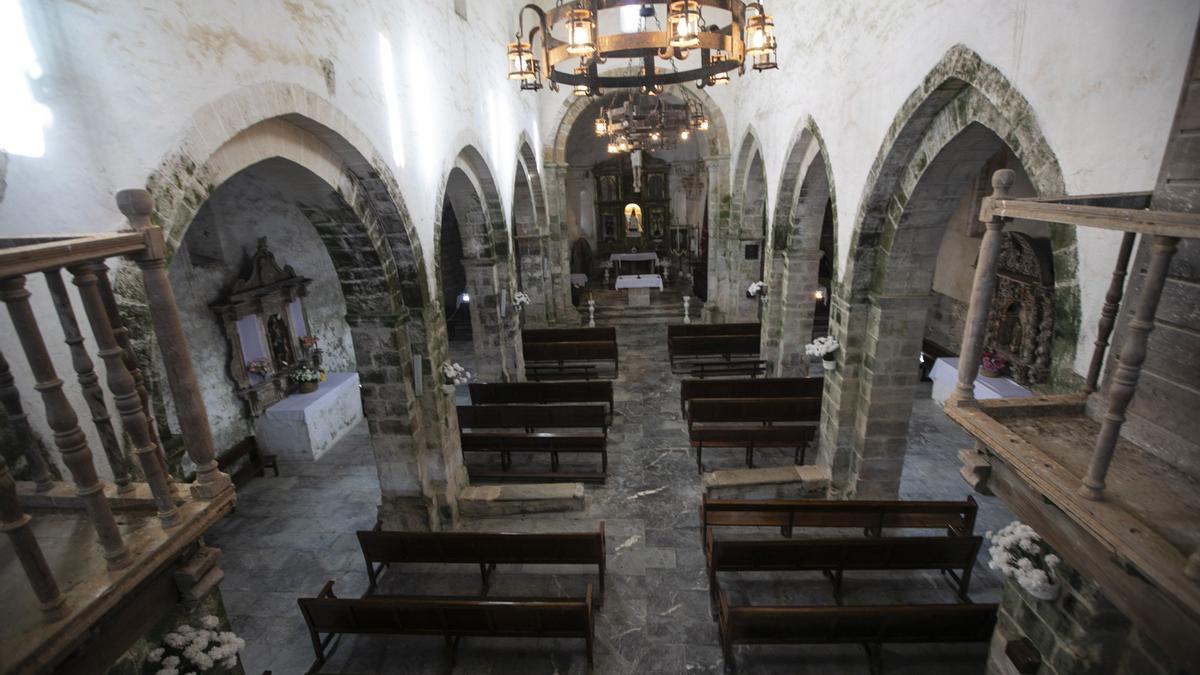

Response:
(680, 129), (690, 140)
(606, 140), (619, 154)
(745, 3), (778, 71)
(667, 0), (702, 50)
(565, 6), (596, 57)
(506, 2), (779, 94)
(594, 116), (607, 136)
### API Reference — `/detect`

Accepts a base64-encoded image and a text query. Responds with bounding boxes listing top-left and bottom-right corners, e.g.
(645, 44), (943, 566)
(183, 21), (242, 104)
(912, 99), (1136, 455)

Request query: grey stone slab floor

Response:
(208, 322), (1015, 674)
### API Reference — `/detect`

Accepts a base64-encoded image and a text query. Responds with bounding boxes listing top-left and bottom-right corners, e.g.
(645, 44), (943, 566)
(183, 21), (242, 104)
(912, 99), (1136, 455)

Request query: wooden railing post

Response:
(44, 269), (134, 493)
(0, 454), (67, 620)
(94, 262), (164, 451)
(116, 189), (232, 500)
(1080, 235), (1179, 500)
(1084, 232), (1137, 394)
(71, 262), (180, 526)
(0, 351), (53, 491)
(0, 275), (132, 569)
(952, 169), (1012, 405)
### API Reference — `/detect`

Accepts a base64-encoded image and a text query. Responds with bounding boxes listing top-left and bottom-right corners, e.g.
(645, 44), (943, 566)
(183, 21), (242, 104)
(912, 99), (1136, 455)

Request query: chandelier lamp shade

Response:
(507, 0), (779, 95)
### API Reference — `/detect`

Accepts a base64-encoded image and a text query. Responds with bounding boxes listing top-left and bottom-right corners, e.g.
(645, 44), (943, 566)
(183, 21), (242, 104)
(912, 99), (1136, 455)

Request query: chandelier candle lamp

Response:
(507, 1), (779, 95)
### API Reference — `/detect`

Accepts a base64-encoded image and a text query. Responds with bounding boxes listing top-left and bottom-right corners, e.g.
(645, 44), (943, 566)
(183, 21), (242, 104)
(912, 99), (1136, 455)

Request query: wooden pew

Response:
(669, 335), (761, 369)
(668, 322), (761, 339)
(688, 397), (821, 472)
(356, 524), (606, 599)
(705, 532), (984, 606)
(457, 404), (608, 434)
(689, 360), (767, 379)
(523, 341), (619, 378)
(461, 432), (608, 482)
(718, 592), (997, 675)
(298, 581), (595, 672)
(524, 327), (617, 343)
(680, 377), (824, 418)
(700, 496), (978, 542)
(469, 380), (614, 419)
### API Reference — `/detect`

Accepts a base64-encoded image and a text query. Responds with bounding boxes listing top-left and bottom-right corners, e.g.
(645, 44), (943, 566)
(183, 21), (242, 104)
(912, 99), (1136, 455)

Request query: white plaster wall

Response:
(728, 0), (1199, 377)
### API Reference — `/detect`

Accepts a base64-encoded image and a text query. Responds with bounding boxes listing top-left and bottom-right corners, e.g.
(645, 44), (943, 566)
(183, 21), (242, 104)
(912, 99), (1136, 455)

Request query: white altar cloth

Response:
(615, 274), (664, 290)
(255, 372), (363, 461)
(929, 357), (1033, 406)
(609, 252), (659, 263)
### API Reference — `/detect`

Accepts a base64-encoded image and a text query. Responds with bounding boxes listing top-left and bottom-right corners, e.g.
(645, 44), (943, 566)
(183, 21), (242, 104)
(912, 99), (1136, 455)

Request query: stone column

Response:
(463, 259), (505, 381)
(0, 453), (66, 619)
(0, 275), (131, 569)
(515, 233), (549, 328)
(0, 351), (53, 491)
(117, 189), (231, 500)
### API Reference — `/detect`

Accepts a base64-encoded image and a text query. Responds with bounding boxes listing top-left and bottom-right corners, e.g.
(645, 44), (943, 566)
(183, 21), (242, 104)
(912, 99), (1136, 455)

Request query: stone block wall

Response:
(987, 564), (1181, 675)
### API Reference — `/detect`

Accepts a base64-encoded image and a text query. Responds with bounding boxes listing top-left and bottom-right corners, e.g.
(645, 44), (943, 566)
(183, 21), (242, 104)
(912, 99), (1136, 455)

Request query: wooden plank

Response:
(985, 198), (1200, 239)
(0, 233), (147, 278)
(971, 393), (1087, 418)
(945, 406), (1200, 626)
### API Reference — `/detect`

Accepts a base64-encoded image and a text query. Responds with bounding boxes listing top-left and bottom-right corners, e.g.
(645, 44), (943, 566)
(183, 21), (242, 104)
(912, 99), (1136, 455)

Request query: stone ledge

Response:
(702, 464), (831, 499)
(458, 482), (585, 517)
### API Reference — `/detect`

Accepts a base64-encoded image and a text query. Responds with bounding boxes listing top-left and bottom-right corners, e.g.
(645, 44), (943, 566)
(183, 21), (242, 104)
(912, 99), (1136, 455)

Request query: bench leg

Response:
(862, 642), (883, 675)
(696, 445), (704, 474)
(479, 562), (496, 594)
(551, 451), (560, 472)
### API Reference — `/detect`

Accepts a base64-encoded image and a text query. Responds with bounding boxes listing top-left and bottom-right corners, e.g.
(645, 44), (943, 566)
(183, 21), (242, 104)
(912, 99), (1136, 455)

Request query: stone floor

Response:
(207, 322), (1016, 674)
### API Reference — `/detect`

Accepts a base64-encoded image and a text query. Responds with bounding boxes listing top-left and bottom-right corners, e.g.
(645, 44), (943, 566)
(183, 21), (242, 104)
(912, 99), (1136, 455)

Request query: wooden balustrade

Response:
(0, 453), (66, 619)
(45, 268), (133, 493)
(0, 351), (53, 491)
(1083, 232), (1137, 393)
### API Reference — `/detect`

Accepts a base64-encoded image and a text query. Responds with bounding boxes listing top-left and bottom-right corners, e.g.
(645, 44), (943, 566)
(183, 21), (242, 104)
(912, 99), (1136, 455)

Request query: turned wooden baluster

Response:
(0, 275), (132, 569)
(1083, 232), (1138, 394)
(0, 453), (67, 620)
(1080, 235), (1179, 500)
(0, 351), (53, 491)
(952, 170), (1012, 404)
(71, 262), (180, 526)
(45, 269), (134, 493)
(118, 190), (232, 499)
(94, 262), (164, 450)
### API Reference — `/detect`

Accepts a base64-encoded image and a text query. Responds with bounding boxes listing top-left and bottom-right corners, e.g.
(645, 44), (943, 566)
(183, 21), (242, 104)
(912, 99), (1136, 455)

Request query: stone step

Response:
(701, 464), (831, 499)
(458, 482), (585, 517)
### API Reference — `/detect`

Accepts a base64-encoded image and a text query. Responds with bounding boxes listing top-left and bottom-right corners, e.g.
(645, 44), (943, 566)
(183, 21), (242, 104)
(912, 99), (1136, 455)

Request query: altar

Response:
(609, 252), (658, 276)
(928, 357), (1033, 406)
(615, 273), (663, 307)
(255, 372), (364, 460)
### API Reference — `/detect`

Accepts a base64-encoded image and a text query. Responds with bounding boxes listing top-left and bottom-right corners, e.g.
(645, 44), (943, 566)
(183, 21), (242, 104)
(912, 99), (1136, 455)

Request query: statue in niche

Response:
(624, 203), (643, 237)
(267, 314), (295, 369)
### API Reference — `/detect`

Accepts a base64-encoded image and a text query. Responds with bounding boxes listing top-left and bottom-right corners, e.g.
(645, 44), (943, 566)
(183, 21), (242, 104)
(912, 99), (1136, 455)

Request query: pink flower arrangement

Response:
(981, 350), (1008, 376)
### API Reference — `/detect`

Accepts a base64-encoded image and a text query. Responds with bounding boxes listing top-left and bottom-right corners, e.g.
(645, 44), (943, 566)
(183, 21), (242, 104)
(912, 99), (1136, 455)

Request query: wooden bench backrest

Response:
(523, 341), (618, 363)
(523, 327), (617, 344)
(689, 397), (821, 425)
(688, 425), (817, 447)
(720, 595), (998, 645)
(459, 432), (607, 452)
(300, 589), (592, 639)
(457, 404), (608, 431)
(469, 381), (612, 408)
(668, 323), (760, 339)
(708, 535), (982, 573)
(702, 496), (977, 536)
(669, 334), (760, 357)
(356, 529), (605, 567)
(681, 377), (822, 406)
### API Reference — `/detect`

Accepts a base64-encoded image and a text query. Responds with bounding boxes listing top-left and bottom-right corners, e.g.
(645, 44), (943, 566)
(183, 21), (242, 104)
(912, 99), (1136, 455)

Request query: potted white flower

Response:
(805, 336), (840, 370)
(440, 361), (471, 394)
(987, 520), (1062, 600)
(292, 366), (320, 393)
(146, 614), (245, 674)
(512, 291), (532, 311)
(746, 280), (767, 298)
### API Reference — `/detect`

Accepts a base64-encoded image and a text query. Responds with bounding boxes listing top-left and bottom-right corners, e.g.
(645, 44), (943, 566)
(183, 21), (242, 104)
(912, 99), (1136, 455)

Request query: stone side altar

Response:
(254, 372), (363, 460)
(929, 357), (1032, 407)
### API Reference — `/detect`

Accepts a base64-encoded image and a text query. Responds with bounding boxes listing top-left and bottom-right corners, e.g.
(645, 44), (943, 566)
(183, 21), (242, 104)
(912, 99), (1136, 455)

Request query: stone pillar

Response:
(515, 233), (549, 328)
(816, 288), (869, 496)
(463, 260), (505, 381)
(772, 251), (822, 376)
(543, 162), (578, 327)
(704, 157), (733, 318)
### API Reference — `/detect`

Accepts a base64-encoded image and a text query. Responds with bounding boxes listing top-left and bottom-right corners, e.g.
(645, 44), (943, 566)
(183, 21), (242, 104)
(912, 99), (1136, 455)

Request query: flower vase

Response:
(298, 381), (318, 394)
(822, 358), (836, 371)
(441, 383), (457, 395)
(980, 367), (1002, 378)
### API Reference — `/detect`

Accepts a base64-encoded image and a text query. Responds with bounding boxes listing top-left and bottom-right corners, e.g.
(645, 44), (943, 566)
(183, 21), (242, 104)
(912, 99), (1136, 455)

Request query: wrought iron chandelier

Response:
(594, 94), (709, 153)
(507, 1), (778, 95)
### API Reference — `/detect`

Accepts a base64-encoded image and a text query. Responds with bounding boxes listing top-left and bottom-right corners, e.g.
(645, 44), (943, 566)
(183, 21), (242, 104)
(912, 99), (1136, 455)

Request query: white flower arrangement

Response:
(805, 336), (840, 359)
(513, 291), (532, 309)
(440, 361), (471, 393)
(291, 366), (320, 383)
(987, 520), (1062, 599)
(147, 615), (244, 673)
(746, 280), (767, 297)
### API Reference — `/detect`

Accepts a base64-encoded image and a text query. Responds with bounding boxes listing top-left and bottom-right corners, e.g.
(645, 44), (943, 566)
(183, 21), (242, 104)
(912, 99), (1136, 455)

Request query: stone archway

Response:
(730, 129), (769, 322)
(762, 119), (838, 376)
(513, 137), (556, 327)
(135, 83), (461, 531)
(545, 69), (733, 318)
(434, 145), (521, 382)
(819, 46), (1079, 499)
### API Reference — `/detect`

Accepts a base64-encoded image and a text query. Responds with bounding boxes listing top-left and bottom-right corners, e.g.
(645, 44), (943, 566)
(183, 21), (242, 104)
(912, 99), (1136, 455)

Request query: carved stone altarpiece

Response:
(984, 231), (1054, 385)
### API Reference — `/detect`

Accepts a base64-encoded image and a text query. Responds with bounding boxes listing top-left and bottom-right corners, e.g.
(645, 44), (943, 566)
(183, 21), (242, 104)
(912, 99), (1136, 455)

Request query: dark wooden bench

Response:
(718, 592), (997, 674)
(461, 432), (608, 482)
(523, 327), (617, 343)
(298, 581), (594, 673)
(668, 322), (761, 339)
(680, 376), (824, 418)
(526, 363), (598, 381)
(705, 532), (984, 607)
(700, 496), (978, 543)
(356, 524), (606, 599)
(669, 335), (761, 369)
(469, 381), (614, 419)
(216, 435), (278, 484)
(689, 360), (767, 379)
(523, 341), (619, 378)
(457, 404), (608, 434)
(688, 397), (821, 472)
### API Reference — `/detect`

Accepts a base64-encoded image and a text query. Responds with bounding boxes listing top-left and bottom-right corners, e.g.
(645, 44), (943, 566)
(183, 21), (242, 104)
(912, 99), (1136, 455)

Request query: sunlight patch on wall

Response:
(378, 33), (405, 169)
(0, 0), (52, 158)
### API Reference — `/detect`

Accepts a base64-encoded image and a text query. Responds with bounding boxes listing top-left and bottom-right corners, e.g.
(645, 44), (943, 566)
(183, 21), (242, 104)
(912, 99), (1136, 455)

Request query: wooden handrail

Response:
(0, 232), (146, 278)
(983, 194), (1200, 238)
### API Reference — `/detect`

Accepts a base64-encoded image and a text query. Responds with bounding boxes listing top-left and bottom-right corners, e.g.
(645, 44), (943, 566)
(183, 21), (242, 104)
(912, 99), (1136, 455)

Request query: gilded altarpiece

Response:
(984, 231), (1054, 385)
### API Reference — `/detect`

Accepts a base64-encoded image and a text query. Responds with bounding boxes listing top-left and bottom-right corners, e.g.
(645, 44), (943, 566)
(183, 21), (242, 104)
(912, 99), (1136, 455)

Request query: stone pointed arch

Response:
(820, 45), (1080, 498)
(138, 82), (458, 531)
(762, 117), (839, 375)
(727, 127), (769, 321)
(513, 132), (562, 327)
